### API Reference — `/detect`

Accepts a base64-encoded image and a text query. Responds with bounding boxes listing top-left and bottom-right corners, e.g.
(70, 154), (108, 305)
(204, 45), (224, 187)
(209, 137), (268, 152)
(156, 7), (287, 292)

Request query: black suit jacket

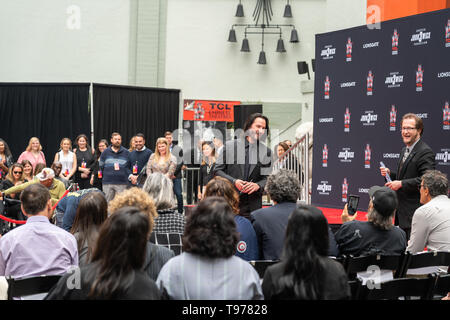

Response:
(391, 139), (435, 229)
(214, 138), (272, 216)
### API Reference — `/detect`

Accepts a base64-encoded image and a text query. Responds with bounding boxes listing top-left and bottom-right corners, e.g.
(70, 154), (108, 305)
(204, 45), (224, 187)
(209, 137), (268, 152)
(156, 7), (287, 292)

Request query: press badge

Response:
(114, 162), (120, 171)
(133, 163), (138, 174)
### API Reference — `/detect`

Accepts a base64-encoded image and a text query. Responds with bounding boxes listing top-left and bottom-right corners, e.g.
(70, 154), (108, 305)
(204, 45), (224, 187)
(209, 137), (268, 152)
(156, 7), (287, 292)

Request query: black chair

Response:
(398, 251), (450, 278)
(249, 260), (279, 279)
(358, 274), (437, 300)
(433, 273), (450, 299)
(6, 275), (62, 300)
(343, 253), (405, 280)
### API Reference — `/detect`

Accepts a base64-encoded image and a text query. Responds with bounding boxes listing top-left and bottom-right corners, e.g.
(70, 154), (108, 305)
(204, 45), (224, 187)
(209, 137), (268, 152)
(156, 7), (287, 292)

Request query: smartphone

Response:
(347, 195), (360, 215)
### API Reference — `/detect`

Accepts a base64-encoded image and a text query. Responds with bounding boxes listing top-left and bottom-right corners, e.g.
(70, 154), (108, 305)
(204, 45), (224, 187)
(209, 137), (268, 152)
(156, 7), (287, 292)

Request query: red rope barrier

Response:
(0, 214), (26, 225)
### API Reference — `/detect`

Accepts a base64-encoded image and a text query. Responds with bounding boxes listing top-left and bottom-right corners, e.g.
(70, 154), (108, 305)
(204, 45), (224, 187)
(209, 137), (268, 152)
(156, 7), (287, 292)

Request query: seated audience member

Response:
(203, 176), (259, 261)
(45, 206), (161, 300)
(1, 168), (66, 207)
(21, 160), (33, 182)
(335, 186), (407, 257)
(1, 163), (27, 220)
(262, 205), (350, 300)
(143, 172), (185, 234)
(70, 192), (108, 266)
(407, 170), (450, 253)
(56, 188), (102, 231)
(51, 161), (69, 189)
(33, 163), (45, 177)
(156, 197), (263, 300)
(251, 170), (338, 260)
(0, 184), (78, 278)
(108, 187), (174, 281)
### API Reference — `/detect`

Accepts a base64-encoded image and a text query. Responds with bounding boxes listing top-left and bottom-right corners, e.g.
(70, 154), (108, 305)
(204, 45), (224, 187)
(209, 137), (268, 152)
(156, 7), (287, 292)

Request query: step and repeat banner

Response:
(312, 9), (450, 210)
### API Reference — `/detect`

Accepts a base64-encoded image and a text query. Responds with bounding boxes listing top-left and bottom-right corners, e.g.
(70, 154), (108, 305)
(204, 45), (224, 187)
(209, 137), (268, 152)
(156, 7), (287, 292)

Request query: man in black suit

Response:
(215, 113), (272, 219)
(165, 131), (184, 214)
(380, 113), (435, 239)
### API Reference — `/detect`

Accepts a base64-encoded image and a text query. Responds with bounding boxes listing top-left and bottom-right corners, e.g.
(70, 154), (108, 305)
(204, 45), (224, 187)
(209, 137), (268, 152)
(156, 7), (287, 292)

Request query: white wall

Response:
(0, 0), (130, 84)
(165, 0), (366, 127)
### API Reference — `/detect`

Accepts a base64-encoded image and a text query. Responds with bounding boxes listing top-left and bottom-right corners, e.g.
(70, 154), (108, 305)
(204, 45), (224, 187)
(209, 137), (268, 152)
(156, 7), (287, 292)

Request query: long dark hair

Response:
(75, 134), (91, 152)
(95, 139), (109, 159)
(183, 197), (239, 258)
(278, 205), (330, 300)
(243, 113), (270, 138)
(0, 138), (12, 158)
(70, 191), (108, 263)
(86, 206), (150, 299)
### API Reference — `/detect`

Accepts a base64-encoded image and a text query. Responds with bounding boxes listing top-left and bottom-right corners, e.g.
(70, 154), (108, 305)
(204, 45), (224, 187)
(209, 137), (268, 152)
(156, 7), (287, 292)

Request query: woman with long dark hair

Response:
(74, 134), (95, 190)
(262, 205), (350, 300)
(0, 138), (14, 180)
(90, 139), (108, 190)
(156, 197), (263, 300)
(45, 206), (161, 300)
(70, 191), (108, 266)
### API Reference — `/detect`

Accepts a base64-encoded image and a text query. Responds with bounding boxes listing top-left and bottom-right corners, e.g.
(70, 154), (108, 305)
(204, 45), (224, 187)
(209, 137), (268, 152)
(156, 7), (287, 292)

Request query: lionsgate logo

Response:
(317, 181), (332, 195)
(410, 28), (431, 46)
(385, 72), (404, 88)
(360, 111), (378, 126)
(340, 81), (356, 88)
(338, 148), (355, 163)
(319, 117), (334, 123)
(321, 45), (336, 60)
(416, 113), (428, 119)
(435, 149), (450, 166)
(363, 41), (379, 49)
(383, 153), (400, 159)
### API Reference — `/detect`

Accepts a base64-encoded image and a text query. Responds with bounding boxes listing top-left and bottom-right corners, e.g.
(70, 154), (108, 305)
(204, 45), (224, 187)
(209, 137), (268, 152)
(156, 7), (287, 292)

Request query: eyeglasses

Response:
(401, 127), (417, 132)
(13, 171), (23, 174)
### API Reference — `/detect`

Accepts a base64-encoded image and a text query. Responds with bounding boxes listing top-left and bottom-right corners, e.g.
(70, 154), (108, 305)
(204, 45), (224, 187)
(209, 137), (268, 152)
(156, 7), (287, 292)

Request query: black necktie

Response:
(244, 144), (250, 180)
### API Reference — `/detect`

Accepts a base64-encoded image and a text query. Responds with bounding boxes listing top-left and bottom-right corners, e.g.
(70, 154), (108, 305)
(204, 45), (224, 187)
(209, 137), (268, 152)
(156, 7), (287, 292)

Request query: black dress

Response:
(75, 149), (95, 190)
(199, 162), (215, 190)
(91, 158), (103, 191)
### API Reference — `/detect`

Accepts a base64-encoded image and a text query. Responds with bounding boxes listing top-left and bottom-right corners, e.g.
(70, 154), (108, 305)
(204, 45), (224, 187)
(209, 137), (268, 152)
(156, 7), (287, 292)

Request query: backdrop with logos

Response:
(311, 9), (450, 210)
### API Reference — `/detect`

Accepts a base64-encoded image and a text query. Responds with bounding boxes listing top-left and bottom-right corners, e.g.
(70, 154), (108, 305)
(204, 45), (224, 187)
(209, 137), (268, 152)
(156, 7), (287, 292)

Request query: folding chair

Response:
(398, 251), (450, 278)
(358, 274), (437, 300)
(343, 253), (405, 280)
(248, 260), (279, 279)
(6, 275), (62, 300)
(433, 273), (450, 299)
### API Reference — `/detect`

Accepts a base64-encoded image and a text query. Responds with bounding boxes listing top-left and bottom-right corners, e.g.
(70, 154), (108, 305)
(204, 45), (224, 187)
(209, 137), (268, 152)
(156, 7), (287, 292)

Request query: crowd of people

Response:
(0, 112), (449, 300)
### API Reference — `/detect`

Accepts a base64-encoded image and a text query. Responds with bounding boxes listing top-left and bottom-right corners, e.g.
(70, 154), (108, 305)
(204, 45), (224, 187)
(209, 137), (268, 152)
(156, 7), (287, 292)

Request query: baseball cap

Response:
(36, 168), (55, 181)
(368, 186), (398, 217)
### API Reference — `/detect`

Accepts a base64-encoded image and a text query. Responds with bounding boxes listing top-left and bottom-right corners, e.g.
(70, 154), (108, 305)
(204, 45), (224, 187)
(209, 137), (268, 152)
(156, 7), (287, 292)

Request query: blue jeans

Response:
(173, 178), (183, 213)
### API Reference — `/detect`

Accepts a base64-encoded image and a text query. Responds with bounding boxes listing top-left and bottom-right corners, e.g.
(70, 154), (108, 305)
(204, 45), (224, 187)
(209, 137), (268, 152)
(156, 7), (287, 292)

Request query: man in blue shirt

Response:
(99, 132), (133, 201)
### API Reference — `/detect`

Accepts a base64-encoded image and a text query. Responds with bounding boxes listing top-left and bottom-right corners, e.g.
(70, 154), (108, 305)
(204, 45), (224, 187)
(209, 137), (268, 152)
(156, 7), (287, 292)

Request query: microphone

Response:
(379, 162), (392, 182)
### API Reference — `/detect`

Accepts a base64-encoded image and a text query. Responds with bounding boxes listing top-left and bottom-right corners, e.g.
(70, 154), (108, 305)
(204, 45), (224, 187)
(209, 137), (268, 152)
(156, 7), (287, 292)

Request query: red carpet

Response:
(185, 205), (368, 225)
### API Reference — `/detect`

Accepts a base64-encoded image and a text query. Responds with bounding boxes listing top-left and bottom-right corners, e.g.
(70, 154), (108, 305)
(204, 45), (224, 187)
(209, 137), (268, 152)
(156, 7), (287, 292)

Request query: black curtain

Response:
(0, 83), (90, 163)
(233, 104), (263, 131)
(93, 84), (180, 151)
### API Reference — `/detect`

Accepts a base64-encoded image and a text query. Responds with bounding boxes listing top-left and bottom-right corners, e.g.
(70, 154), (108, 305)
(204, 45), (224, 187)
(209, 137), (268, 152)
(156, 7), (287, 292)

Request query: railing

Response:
(182, 167), (200, 206)
(272, 132), (311, 204)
